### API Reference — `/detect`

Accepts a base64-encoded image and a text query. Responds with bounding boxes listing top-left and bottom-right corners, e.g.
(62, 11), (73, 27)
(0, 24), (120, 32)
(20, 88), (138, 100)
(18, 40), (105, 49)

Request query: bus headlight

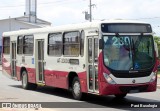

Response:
(150, 72), (157, 82)
(103, 73), (116, 84)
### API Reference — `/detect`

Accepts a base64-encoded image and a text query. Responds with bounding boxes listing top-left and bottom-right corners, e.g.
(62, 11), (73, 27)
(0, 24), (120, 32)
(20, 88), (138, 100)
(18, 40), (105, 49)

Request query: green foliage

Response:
(154, 36), (160, 58)
(154, 36), (160, 44)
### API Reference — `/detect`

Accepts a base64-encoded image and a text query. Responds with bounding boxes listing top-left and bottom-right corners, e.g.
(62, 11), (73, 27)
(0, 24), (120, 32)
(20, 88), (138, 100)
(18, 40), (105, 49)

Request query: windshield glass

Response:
(103, 35), (154, 71)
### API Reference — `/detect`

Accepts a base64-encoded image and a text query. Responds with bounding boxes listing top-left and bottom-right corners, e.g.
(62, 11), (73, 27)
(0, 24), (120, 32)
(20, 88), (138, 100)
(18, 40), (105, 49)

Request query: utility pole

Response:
(9, 16), (11, 31)
(84, 0), (95, 22)
(89, 0), (92, 22)
(89, 0), (96, 22)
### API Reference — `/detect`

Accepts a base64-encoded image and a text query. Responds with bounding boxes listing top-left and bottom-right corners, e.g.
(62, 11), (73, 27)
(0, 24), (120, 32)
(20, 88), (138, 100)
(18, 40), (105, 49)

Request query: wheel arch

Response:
(68, 71), (78, 89)
(20, 67), (27, 80)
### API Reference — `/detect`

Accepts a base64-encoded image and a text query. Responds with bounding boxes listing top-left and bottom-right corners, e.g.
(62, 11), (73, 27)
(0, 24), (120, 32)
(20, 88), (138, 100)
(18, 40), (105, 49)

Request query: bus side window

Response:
(88, 38), (92, 63)
(94, 38), (98, 63)
(3, 37), (10, 54)
(63, 31), (80, 56)
(17, 36), (23, 54)
(80, 30), (85, 56)
(48, 33), (62, 56)
(23, 35), (34, 55)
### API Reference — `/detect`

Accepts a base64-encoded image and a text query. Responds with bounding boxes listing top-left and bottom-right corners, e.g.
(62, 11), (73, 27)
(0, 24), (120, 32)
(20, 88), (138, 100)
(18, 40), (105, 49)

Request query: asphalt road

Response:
(0, 71), (160, 111)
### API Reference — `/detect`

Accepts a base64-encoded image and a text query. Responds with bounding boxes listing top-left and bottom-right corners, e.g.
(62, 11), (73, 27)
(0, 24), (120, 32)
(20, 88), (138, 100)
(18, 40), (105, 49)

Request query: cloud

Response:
(92, 0), (160, 19)
(37, 0), (86, 25)
(0, 0), (159, 35)
(0, 0), (25, 19)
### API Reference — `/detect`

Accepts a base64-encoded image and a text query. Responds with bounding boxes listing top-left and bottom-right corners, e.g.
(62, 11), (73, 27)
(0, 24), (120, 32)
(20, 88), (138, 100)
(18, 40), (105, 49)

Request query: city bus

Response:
(2, 20), (158, 100)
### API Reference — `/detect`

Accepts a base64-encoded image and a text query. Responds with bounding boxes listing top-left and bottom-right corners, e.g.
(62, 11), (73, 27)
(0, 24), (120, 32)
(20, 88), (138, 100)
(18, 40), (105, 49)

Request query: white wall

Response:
(0, 19), (41, 46)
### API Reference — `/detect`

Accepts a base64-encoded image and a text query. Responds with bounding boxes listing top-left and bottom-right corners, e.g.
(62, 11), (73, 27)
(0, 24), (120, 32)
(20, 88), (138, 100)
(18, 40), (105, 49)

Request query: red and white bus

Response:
(2, 20), (158, 100)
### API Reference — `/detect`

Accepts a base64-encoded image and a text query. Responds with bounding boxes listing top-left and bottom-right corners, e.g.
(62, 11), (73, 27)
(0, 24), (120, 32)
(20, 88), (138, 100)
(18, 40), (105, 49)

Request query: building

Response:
(0, 16), (51, 46)
(0, 0), (51, 60)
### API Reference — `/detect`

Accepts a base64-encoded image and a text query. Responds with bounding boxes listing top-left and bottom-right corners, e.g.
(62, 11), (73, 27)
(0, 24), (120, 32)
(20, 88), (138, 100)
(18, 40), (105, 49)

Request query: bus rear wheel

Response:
(114, 94), (127, 99)
(21, 70), (37, 90)
(72, 77), (82, 100)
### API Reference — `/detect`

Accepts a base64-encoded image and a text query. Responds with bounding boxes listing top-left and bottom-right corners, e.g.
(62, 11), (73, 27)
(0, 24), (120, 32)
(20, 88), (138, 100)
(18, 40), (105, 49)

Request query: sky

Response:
(0, 0), (160, 36)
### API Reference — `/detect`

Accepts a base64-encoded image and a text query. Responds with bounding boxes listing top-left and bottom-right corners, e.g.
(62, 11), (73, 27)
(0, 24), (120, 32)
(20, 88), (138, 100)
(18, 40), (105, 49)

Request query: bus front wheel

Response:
(21, 70), (37, 90)
(72, 77), (82, 100)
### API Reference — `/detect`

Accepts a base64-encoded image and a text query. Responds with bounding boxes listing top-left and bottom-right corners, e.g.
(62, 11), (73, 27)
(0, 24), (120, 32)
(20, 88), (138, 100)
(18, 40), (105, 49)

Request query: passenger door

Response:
(35, 39), (45, 84)
(87, 36), (99, 93)
(11, 41), (17, 79)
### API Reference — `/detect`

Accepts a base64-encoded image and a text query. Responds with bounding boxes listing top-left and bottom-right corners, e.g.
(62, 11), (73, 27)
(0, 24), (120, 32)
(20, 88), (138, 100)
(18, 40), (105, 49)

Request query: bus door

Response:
(35, 39), (45, 84)
(11, 41), (17, 78)
(87, 36), (99, 93)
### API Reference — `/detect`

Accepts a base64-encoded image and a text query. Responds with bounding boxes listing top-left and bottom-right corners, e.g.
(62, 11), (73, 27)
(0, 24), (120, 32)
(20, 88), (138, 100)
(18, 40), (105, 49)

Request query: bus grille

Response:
(119, 85), (148, 93)
(111, 71), (152, 78)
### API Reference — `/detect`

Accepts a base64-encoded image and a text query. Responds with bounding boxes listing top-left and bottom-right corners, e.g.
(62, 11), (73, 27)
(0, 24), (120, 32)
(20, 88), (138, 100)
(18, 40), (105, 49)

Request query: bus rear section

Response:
(2, 37), (13, 79)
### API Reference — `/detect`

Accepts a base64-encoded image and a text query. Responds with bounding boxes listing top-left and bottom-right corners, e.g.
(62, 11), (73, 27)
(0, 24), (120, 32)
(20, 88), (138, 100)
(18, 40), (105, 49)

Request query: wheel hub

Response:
(22, 73), (27, 87)
(73, 82), (80, 96)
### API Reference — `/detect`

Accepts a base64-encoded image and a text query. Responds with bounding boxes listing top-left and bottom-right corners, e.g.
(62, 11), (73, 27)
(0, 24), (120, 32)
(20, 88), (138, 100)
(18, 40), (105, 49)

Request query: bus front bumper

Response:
(99, 80), (157, 95)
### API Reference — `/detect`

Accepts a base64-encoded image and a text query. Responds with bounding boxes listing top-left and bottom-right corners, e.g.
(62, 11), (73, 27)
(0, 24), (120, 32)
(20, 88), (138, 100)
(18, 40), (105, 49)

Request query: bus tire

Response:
(72, 77), (82, 100)
(114, 94), (127, 99)
(21, 70), (37, 90)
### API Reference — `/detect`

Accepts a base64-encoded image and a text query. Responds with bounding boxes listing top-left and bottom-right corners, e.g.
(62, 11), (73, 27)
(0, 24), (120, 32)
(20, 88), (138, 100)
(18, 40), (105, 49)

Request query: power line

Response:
(38, 0), (73, 5)
(0, 0), (83, 9)
(1, 1), (160, 24)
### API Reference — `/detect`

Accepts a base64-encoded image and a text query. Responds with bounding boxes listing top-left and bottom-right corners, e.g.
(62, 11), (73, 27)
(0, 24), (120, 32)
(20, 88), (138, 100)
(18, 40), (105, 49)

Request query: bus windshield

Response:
(103, 35), (155, 71)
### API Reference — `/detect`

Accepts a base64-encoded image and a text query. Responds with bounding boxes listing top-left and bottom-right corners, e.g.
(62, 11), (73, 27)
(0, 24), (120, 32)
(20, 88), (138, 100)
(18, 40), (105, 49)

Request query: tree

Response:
(154, 36), (160, 59)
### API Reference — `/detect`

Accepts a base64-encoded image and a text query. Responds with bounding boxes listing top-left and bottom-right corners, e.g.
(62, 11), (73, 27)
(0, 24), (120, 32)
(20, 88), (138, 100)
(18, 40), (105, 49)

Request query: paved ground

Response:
(0, 66), (160, 111)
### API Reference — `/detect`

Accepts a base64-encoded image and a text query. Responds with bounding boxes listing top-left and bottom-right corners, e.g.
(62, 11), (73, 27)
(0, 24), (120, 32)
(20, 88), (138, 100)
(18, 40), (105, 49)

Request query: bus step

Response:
(37, 82), (45, 86)
(12, 77), (17, 80)
(88, 91), (99, 95)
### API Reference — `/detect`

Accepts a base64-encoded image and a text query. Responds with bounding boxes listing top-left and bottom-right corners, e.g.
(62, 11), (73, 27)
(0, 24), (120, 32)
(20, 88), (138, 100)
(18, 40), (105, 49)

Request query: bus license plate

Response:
(129, 90), (139, 93)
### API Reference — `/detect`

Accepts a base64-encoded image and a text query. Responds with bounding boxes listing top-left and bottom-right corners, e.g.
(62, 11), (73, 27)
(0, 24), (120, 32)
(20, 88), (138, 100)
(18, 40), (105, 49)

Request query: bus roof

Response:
(3, 19), (149, 36)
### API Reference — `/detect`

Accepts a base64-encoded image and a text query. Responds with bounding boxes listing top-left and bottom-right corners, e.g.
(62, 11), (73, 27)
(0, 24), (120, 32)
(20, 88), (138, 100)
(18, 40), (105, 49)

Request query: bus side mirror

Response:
(99, 39), (103, 49)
